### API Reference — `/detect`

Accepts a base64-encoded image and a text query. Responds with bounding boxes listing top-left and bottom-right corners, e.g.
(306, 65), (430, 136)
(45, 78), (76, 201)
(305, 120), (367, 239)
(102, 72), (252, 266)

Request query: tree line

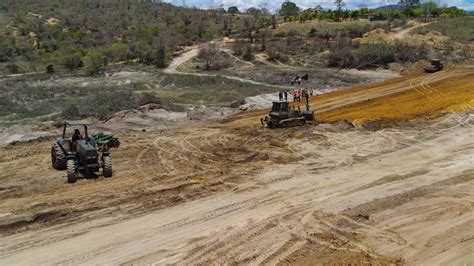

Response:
(0, 0), (467, 75)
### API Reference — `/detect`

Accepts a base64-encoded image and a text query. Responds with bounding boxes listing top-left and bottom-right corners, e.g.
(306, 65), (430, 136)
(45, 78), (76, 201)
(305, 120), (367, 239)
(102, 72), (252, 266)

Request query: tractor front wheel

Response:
(103, 156), (112, 178)
(51, 144), (67, 170)
(67, 159), (77, 183)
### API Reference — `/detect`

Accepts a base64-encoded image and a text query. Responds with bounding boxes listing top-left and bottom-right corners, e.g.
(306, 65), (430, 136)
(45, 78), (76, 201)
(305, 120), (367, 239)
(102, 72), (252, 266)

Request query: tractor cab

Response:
(58, 121), (96, 153)
(62, 121), (89, 141)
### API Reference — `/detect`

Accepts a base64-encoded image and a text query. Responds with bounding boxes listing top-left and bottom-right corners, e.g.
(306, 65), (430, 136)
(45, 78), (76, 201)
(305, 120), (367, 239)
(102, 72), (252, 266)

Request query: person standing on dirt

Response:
(284, 91), (288, 102)
(279, 91), (283, 101)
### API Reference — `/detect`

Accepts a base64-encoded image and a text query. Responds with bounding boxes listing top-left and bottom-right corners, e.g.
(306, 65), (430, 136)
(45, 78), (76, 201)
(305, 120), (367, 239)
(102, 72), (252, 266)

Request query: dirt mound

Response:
(136, 103), (163, 112)
(0, 125), (59, 147)
(238, 92), (280, 111)
(187, 106), (239, 121)
(230, 99), (246, 108)
(403, 59), (432, 74)
(100, 106), (189, 132)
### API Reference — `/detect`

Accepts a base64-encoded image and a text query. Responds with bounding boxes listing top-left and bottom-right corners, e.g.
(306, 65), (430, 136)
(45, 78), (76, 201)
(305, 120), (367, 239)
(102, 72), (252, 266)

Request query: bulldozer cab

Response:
(271, 101), (290, 113)
(431, 59), (441, 66)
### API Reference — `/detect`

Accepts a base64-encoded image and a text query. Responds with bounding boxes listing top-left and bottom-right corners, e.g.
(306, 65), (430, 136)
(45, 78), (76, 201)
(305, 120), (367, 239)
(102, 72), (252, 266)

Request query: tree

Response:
(106, 43), (129, 62)
(63, 53), (83, 70)
(198, 43), (220, 70)
(164, 15), (174, 28)
(222, 16), (229, 35)
(228, 6), (239, 14)
(350, 10), (361, 20)
(421, 1), (437, 22)
(198, 17), (205, 39)
(83, 51), (106, 75)
(356, 41), (396, 68)
(413, 8), (423, 17)
(403, 6), (421, 17)
(260, 30), (270, 51)
(243, 17), (254, 43)
(0, 37), (15, 62)
(242, 45), (254, 61)
(280, 1), (299, 17)
(246, 7), (262, 16)
(7, 63), (20, 74)
(156, 45), (167, 68)
(334, 0), (345, 21)
(441, 6), (464, 17)
(271, 15), (277, 29)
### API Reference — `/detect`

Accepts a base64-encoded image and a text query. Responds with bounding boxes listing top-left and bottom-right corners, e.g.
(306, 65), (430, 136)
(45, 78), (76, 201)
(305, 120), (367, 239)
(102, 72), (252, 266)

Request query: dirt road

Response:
(394, 21), (431, 39)
(163, 46), (199, 74)
(163, 42), (293, 89)
(0, 67), (473, 264)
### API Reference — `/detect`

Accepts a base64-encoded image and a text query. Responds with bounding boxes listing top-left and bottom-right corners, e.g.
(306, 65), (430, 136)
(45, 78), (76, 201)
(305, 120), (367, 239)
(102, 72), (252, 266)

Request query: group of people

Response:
(278, 88), (313, 103)
(278, 88), (314, 112)
(291, 88), (313, 102)
(278, 91), (289, 102)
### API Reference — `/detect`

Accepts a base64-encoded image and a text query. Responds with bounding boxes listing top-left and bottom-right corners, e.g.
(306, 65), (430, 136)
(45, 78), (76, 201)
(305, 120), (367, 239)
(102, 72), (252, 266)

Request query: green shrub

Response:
(105, 43), (129, 62)
(63, 54), (83, 70)
(6, 63), (20, 74)
(309, 28), (318, 37)
(138, 92), (161, 106)
(395, 41), (429, 62)
(242, 45), (254, 61)
(328, 47), (355, 68)
(267, 49), (289, 63)
(233, 41), (243, 56)
(75, 91), (141, 119)
(328, 37), (355, 68)
(355, 41), (396, 68)
(62, 103), (81, 119)
(83, 51), (106, 76)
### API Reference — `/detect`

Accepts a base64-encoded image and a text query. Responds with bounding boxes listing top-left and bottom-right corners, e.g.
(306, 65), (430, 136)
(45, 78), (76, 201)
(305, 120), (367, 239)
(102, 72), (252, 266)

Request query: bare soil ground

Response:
(0, 66), (473, 264)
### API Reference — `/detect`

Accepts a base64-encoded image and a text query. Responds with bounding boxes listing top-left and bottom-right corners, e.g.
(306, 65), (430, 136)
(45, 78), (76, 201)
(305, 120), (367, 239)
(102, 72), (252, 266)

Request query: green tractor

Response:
(51, 121), (112, 183)
(261, 101), (313, 128)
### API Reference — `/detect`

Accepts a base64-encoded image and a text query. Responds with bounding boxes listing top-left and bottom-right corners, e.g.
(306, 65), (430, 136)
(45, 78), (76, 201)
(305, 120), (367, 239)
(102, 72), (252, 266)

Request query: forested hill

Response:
(0, 0), (231, 73)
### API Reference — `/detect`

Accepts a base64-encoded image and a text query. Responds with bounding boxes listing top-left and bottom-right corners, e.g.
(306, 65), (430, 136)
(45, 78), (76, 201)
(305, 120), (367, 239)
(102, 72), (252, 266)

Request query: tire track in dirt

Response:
(1, 121), (472, 264)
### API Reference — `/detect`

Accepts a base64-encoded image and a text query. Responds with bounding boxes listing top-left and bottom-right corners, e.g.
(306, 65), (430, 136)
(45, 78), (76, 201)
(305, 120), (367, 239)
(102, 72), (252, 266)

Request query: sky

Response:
(162, 0), (474, 11)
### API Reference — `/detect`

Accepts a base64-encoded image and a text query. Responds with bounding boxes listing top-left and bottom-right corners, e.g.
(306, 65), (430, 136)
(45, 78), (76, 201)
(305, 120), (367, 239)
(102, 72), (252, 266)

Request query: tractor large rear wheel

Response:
(103, 156), (112, 178)
(67, 160), (77, 183)
(51, 144), (67, 170)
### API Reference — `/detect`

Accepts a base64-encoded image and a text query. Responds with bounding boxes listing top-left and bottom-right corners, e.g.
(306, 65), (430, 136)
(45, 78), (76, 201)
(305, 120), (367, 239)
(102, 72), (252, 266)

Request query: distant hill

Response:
(374, 4), (403, 11)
